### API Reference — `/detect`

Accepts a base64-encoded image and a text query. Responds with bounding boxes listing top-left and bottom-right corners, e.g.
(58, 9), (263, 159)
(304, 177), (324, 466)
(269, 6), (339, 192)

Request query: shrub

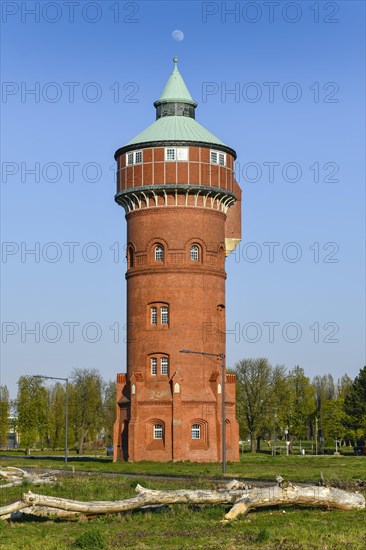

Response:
(73, 527), (105, 549)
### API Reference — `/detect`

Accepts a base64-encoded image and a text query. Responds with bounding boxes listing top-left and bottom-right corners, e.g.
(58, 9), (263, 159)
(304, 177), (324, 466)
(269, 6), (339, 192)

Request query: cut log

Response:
(0, 480), (364, 521)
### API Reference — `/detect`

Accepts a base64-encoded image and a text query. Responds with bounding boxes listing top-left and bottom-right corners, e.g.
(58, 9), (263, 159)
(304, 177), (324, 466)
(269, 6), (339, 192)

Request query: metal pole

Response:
(221, 354), (226, 475)
(315, 417), (318, 455)
(65, 378), (68, 467)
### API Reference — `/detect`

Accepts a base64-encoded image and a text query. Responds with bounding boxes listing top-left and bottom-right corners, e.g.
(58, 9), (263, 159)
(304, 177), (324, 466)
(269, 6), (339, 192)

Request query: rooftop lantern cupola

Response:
(153, 57), (198, 120)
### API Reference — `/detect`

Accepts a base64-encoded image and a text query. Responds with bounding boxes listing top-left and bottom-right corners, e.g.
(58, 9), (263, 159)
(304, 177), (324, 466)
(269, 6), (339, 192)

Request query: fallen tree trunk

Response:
(0, 480), (364, 521)
(0, 466), (56, 488)
(224, 484), (365, 520)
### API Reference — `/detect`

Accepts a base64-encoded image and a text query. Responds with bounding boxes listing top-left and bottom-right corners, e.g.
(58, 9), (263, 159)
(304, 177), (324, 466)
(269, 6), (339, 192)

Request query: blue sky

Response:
(1, 0), (365, 399)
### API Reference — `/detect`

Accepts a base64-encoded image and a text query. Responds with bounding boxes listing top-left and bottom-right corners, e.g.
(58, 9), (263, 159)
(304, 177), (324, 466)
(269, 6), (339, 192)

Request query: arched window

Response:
(128, 246), (134, 267)
(154, 424), (163, 440)
(191, 424), (201, 440)
(190, 245), (199, 261)
(154, 245), (164, 261)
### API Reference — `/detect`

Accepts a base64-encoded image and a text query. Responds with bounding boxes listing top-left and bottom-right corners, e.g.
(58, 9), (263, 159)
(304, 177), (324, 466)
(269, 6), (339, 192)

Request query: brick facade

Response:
(113, 63), (241, 463)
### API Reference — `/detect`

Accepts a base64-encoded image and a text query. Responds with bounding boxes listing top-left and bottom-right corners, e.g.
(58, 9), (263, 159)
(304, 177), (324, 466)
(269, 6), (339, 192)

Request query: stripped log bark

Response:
(224, 484), (366, 520)
(0, 480), (364, 521)
(0, 466), (56, 488)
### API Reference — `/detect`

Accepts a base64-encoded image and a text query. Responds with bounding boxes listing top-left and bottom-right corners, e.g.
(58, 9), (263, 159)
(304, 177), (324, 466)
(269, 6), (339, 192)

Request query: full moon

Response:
(171, 29), (184, 42)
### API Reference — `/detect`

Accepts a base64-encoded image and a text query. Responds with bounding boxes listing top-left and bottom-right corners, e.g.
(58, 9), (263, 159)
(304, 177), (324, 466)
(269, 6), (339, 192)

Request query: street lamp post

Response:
(34, 375), (69, 466)
(284, 427), (289, 456)
(180, 349), (226, 474)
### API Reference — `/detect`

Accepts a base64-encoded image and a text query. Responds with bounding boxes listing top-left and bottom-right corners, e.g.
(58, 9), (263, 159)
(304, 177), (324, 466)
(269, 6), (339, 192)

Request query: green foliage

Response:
(235, 358), (287, 451)
(16, 376), (49, 450)
(344, 366), (366, 439)
(103, 380), (116, 445)
(47, 382), (66, 449)
(256, 528), (270, 542)
(322, 398), (349, 440)
(73, 528), (105, 549)
(282, 366), (316, 439)
(71, 368), (103, 454)
(0, 385), (10, 447)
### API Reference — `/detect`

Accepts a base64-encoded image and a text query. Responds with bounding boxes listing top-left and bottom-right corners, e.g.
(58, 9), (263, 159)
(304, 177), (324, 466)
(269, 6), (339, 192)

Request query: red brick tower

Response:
(113, 58), (241, 462)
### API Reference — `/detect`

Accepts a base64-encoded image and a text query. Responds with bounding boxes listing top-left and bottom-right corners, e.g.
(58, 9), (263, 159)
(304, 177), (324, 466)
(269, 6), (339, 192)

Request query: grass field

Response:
(0, 452), (365, 483)
(1, 454), (365, 549)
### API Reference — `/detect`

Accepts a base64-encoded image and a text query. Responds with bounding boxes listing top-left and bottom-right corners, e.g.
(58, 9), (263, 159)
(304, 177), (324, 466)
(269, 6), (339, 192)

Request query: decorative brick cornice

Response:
(126, 266), (226, 280)
(137, 400), (172, 407)
(125, 204), (227, 219)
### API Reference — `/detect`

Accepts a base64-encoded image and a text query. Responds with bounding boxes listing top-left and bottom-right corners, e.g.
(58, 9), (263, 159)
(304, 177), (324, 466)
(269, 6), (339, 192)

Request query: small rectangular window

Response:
(161, 357), (169, 375)
(161, 306), (169, 325)
(126, 151), (142, 165)
(154, 424), (163, 439)
(177, 147), (188, 161)
(191, 424), (201, 439)
(210, 150), (226, 166)
(151, 357), (157, 375)
(165, 148), (176, 161)
(151, 307), (157, 325)
(210, 151), (218, 164)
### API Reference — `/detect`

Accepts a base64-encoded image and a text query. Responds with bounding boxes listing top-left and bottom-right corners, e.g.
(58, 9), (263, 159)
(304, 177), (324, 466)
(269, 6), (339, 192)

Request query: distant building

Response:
(113, 58), (242, 462)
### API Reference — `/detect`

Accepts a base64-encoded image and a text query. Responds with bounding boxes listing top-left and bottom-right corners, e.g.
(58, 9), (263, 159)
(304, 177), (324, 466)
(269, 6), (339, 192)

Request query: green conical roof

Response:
(122, 58), (230, 149)
(125, 116), (226, 146)
(154, 56), (197, 107)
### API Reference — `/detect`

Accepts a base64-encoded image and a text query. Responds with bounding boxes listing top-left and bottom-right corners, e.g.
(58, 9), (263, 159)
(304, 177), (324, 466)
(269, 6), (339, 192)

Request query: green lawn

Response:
(1, 452), (365, 484)
(1, 473), (365, 549)
(1, 454), (365, 549)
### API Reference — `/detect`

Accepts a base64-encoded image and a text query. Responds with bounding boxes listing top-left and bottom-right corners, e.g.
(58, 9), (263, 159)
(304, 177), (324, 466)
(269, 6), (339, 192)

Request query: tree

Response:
(0, 386), (10, 448)
(336, 374), (353, 399)
(234, 358), (287, 452)
(103, 381), (116, 446)
(71, 368), (103, 454)
(344, 366), (366, 441)
(47, 383), (66, 449)
(16, 376), (49, 452)
(321, 398), (347, 442)
(283, 366), (316, 440)
(312, 373), (336, 443)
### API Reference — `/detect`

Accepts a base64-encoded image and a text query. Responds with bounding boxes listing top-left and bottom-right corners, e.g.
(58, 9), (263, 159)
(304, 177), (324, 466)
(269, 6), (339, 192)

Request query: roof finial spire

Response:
(173, 56), (179, 72)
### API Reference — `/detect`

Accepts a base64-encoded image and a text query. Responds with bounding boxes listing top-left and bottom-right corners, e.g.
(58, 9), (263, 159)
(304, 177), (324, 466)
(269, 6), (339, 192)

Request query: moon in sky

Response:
(171, 30), (184, 42)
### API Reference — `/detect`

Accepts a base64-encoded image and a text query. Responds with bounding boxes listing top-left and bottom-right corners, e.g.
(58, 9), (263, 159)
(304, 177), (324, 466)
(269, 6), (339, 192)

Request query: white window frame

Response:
(165, 147), (189, 161)
(126, 150), (143, 166)
(161, 357), (169, 375)
(154, 424), (163, 440)
(191, 424), (201, 440)
(165, 147), (176, 161)
(210, 149), (226, 166)
(161, 306), (169, 325)
(177, 147), (188, 161)
(154, 245), (164, 261)
(151, 307), (157, 325)
(151, 357), (157, 375)
(190, 245), (199, 261)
